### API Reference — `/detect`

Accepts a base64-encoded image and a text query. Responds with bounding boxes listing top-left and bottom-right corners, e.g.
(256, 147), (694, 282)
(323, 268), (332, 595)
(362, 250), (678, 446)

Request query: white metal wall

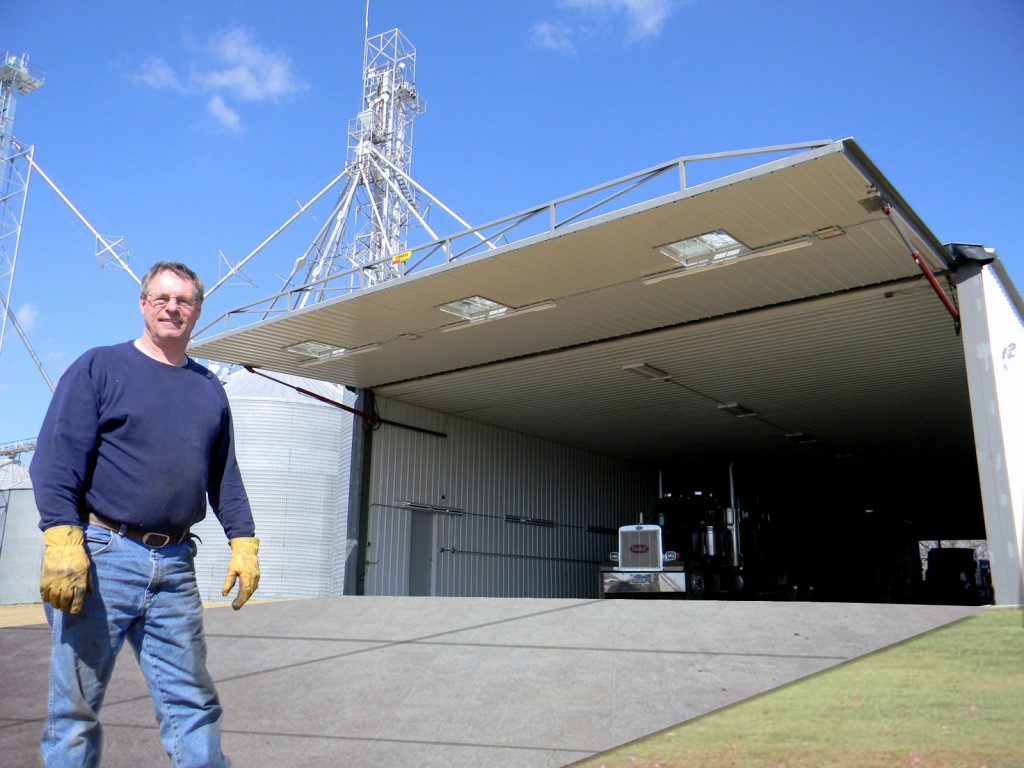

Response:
(959, 260), (1024, 605)
(362, 396), (657, 598)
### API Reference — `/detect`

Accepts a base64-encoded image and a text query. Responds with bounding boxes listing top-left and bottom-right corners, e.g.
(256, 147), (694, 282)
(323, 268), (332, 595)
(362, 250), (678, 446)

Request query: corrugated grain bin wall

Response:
(192, 370), (353, 601)
(0, 460), (45, 604)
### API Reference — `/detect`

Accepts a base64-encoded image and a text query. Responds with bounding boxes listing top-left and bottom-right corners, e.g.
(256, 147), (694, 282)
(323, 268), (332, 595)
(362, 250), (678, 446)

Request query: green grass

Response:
(570, 607), (1024, 768)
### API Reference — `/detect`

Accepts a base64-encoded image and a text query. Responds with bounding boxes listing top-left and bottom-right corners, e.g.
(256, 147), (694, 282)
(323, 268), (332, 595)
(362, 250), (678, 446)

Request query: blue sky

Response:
(2, 0), (1022, 450)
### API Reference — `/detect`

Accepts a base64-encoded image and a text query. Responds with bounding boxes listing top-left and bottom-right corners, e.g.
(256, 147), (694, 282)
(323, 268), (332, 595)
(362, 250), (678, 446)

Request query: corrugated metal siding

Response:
(375, 284), (974, 467)
(330, 430), (353, 594)
(363, 397), (656, 598)
(0, 489), (45, 604)
(193, 392), (354, 601)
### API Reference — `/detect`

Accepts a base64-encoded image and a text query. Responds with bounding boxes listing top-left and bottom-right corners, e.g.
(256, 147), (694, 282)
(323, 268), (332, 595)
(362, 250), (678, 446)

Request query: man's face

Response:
(139, 270), (202, 347)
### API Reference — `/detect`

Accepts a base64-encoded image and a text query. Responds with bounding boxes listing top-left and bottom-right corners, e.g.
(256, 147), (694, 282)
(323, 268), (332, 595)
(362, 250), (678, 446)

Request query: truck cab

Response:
(601, 523), (687, 597)
(600, 488), (790, 599)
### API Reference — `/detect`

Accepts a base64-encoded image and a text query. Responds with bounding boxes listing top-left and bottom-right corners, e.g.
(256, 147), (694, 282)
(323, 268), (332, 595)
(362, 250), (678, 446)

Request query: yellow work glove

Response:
(221, 537), (260, 610)
(40, 525), (91, 614)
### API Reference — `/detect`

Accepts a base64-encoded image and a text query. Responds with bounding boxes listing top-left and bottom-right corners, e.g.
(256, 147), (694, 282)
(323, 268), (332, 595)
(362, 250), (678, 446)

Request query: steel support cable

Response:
(882, 202), (961, 334)
(241, 365), (446, 438)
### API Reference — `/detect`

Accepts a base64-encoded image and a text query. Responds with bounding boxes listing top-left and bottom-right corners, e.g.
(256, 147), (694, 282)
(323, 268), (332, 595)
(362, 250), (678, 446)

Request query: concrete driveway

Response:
(0, 597), (979, 767)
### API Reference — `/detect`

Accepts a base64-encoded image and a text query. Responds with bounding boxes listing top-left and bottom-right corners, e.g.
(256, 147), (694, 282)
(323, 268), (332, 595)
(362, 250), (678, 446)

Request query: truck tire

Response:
(687, 562), (707, 600)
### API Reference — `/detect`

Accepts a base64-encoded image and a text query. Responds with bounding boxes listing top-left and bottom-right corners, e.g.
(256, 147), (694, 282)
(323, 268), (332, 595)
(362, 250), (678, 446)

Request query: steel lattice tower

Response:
(295, 29), (427, 303)
(0, 53), (44, 362)
(211, 26), (485, 310)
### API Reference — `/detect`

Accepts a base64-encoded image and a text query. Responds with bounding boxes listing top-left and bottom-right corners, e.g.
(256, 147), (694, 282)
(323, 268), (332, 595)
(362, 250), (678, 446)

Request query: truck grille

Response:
(618, 525), (662, 570)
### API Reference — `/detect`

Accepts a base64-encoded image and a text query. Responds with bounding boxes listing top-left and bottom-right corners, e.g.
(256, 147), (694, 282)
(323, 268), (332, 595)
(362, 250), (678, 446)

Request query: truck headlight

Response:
(663, 550), (678, 563)
(610, 551), (619, 562)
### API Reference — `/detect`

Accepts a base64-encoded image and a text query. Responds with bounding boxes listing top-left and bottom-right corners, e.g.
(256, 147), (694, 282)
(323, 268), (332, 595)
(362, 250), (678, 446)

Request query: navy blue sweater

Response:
(31, 341), (255, 540)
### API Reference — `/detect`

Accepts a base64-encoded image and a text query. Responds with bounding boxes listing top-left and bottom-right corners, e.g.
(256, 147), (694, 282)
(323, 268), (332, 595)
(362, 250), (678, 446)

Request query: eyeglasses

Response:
(144, 294), (199, 311)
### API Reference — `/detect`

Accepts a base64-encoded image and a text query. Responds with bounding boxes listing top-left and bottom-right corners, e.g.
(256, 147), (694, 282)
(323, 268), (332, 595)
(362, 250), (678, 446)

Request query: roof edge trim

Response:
(839, 138), (952, 270)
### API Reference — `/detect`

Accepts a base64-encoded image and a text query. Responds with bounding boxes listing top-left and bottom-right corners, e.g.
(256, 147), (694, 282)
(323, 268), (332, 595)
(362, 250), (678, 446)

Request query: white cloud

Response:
(536, 0), (677, 54)
(207, 95), (242, 133)
(15, 304), (37, 333)
(198, 28), (305, 103)
(618, 0), (675, 41)
(128, 26), (306, 131)
(129, 57), (186, 92)
(532, 22), (579, 55)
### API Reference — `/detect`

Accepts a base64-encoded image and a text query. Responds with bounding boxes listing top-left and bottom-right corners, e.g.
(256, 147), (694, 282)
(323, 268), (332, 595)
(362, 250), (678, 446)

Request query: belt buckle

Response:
(142, 532), (173, 548)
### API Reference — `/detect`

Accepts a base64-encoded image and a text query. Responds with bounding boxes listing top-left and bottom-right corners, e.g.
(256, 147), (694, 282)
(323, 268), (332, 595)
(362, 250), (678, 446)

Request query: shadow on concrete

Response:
(0, 597), (980, 767)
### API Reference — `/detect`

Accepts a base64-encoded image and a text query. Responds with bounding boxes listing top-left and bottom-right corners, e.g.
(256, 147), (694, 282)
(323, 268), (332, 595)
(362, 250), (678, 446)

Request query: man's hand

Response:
(40, 525), (91, 614)
(222, 537), (260, 610)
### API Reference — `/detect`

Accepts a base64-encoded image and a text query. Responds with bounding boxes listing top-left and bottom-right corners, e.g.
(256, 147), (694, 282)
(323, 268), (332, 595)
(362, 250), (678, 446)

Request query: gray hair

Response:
(140, 261), (205, 304)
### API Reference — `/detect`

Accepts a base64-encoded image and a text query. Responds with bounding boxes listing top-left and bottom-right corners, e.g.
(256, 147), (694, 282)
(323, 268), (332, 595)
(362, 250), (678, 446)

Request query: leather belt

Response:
(88, 512), (186, 548)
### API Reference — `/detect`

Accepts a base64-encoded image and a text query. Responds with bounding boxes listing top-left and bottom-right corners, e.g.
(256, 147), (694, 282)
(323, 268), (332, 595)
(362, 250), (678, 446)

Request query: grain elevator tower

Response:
(292, 29), (429, 302)
(0, 53), (43, 362)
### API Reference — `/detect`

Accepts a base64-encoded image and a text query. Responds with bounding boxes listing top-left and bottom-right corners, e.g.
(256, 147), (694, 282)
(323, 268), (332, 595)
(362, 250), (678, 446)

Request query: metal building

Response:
(359, 397), (654, 597)
(190, 139), (1024, 606)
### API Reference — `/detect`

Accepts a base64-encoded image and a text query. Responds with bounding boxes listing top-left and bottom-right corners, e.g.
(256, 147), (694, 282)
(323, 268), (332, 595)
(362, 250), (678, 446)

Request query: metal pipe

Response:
(883, 201), (961, 332)
(16, 142), (139, 283)
(728, 462), (740, 567)
(913, 250), (961, 331)
(207, 168), (348, 299)
(729, 461), (736, 509)
(437, 547), (600, 566)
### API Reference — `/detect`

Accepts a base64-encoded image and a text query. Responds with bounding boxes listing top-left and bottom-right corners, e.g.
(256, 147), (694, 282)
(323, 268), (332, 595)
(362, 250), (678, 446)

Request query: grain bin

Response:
(191, 368), (355, 601)
(0, 458), (44, 604)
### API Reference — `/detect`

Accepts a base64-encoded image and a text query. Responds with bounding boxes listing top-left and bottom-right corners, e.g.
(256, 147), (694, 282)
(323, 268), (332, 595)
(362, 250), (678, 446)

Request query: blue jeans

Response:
(42, 524), (228, 768)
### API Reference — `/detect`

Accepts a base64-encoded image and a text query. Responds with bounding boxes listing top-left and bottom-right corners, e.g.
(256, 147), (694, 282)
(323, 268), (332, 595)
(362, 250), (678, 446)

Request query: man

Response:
(31, 261), (260, 767)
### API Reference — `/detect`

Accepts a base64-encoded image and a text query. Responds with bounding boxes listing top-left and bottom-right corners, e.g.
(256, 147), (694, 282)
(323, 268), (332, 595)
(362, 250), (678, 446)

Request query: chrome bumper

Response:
(601, 569), (686, 596)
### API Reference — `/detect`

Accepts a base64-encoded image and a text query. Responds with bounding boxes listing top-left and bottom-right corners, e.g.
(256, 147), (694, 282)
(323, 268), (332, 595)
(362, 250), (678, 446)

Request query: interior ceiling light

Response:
(656, 230), (750, 269)
(717, 403), (756, 417)
(438, 295), (510, 322)
(284, 340), (342, 358)
(439, 299), (555, 333)
(287, 341), (382, 367)
(623, 363), (671, 381)
(646, 233), (812, 285)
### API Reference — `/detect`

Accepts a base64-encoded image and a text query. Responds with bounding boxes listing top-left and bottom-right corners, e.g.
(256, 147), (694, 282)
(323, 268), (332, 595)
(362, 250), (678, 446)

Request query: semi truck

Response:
(600, 464), (926, 602)
(600, 491), (786, 599)
(601, 464), (791, 599)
